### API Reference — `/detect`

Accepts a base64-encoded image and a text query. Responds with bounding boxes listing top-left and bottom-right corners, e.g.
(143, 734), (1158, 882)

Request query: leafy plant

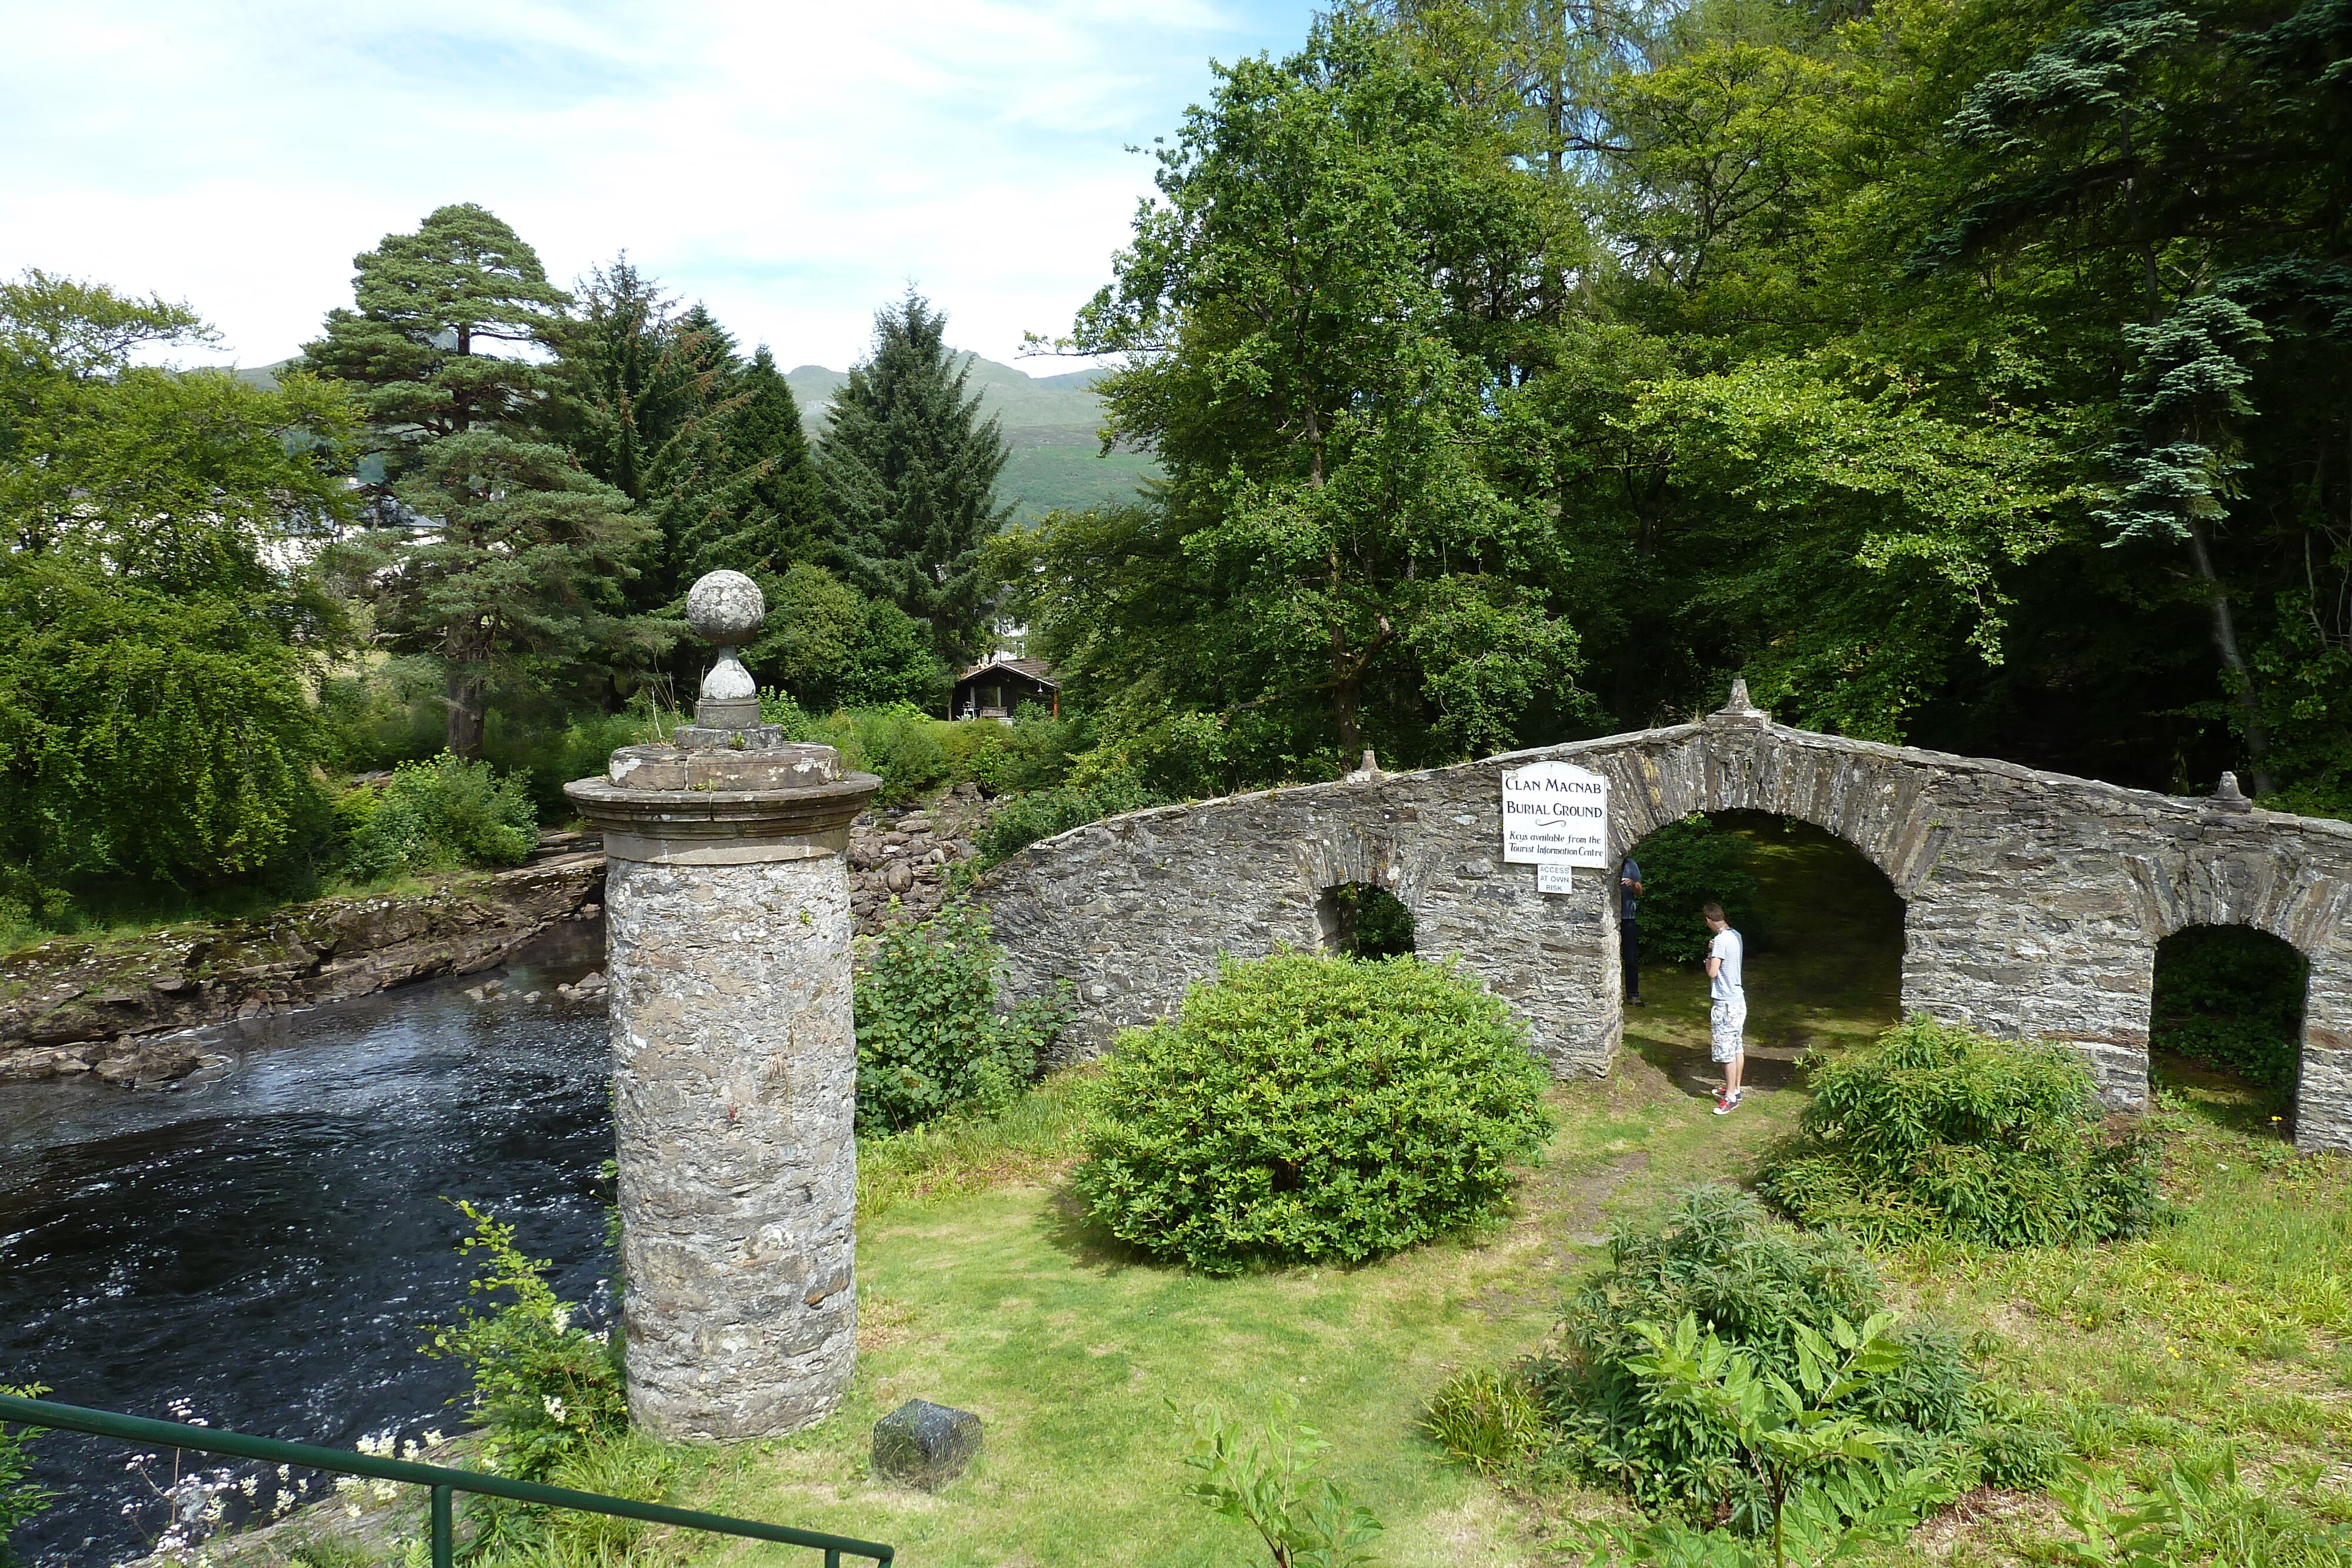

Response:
(421, 1201), (626, 1485)
(338, 753), (539, 878)
(1173, 1399), (1384, 1568)
(1611, 1311), (1953, 1568)
(1076, 951), (1554, 1274)
(1423, 1368), (1546, 1477)
(0, 1382), (55, 1554)
(1632, 814), (1761, 964)
(1535, 1188), (2042, 1532)
(1758, 1017), (2163, 1247)
(2046, 1447), (2352, 1568)
(854, 905), (1064, 1134)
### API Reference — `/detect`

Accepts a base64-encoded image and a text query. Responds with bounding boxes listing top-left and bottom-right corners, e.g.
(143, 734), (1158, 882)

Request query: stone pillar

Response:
(566, 570), (878, 1441)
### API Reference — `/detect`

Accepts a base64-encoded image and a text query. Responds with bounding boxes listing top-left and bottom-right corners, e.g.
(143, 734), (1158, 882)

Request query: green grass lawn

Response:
(679, 1058), (1794, 1568)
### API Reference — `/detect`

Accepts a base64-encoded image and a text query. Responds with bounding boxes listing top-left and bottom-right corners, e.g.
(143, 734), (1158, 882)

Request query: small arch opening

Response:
(1316, 882), (1416, 960)
(1618, 811), (1904, 1098)
(2150, 925), (2308, 1099)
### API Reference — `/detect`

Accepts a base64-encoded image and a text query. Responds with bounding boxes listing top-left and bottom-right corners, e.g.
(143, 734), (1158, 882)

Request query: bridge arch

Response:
(977, 688), (2352, 1152)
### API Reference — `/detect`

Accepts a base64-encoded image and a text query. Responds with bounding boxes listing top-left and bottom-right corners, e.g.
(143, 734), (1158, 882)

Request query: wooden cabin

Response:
(953, 654), (1060, 721)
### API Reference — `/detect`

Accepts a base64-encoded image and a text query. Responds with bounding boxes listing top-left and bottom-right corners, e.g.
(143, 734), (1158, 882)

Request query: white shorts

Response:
(1709, 995), (1748, 1063)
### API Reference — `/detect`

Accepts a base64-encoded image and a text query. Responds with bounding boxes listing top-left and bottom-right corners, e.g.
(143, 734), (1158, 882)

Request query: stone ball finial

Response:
(687, 570), (764, 648)
(684, 570), (766, 733)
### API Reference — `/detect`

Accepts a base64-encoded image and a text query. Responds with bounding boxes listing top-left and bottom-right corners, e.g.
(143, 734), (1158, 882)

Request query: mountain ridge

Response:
(232, 352), (1148, 519)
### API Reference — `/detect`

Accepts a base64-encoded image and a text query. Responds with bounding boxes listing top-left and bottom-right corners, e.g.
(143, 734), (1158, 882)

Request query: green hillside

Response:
(998, 445), (1156, 523)
(791, 353), (1155, 521)
(787, 353), (1105, 443)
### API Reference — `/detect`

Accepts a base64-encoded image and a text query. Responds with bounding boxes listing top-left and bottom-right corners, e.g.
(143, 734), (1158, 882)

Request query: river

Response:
(0, 925), (614, 1567)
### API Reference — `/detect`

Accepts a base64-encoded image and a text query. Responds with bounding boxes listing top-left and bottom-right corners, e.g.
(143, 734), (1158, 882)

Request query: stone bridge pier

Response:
(978, 687), (2352, 1152)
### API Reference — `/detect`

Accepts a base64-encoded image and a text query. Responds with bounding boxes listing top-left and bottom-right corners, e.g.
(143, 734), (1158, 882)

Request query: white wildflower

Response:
(550, 1305), (572, 1333)
(543, 1395), (568, 1424)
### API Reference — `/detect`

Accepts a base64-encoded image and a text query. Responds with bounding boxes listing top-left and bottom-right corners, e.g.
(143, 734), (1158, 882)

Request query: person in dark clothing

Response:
(1619, 857), (1644, 1005)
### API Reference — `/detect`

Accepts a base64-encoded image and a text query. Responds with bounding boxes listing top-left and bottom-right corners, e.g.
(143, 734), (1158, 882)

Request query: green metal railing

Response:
(0, 1394), (893, 1568)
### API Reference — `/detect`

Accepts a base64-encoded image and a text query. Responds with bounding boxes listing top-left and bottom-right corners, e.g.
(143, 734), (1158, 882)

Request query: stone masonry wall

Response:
(977, 711), (2352, 1152)
(604, 852), (858, 1439)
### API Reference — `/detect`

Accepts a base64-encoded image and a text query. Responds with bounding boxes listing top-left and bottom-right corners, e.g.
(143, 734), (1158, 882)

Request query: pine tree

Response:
(552, 258), (702, 509)
(819, 292), (1010, 666)
(363, 432), (662, 759)
(303, 213), (670, 754)
(296, 204), (569, 472)
(674, 346), (828, 583)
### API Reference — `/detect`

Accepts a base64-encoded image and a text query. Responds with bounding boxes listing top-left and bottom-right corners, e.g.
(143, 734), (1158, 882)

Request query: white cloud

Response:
(0, 1), (1315, 373)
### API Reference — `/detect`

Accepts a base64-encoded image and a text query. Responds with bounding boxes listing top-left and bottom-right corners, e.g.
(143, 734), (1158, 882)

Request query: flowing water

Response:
(0, 925), (614, 1566)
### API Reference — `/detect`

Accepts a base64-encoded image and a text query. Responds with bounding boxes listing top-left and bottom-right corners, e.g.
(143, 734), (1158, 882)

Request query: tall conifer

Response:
(819, 293), (1010, 666)
(676, 346), (827, 580)
(303, 210), (664, 754)
(296, 203), (569, 470)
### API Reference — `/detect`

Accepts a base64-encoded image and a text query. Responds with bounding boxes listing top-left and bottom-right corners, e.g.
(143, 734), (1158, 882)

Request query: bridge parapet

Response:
(978, 700), (2352, 1152)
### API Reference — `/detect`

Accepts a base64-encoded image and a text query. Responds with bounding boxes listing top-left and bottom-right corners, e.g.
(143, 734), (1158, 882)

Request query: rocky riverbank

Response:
(0, 849), (606, 1086)
(0, 788), (1007, 1088)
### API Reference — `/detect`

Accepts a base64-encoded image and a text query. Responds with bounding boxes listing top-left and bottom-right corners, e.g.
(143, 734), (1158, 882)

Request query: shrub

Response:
(0, 1382), (55, 1552)
(1075, 952), (1554, 1274)
(854, 905), (1065, 1134)
(421, 1201), (625, 1485)
(850, 706), (953, 803)
(747, 563), (953, 713)
(0, 558), (332, 886)
(336, 753), (539, 879)
(942, 701), (1086, 794)
(1758, 1017), (2163, 1247)
(1532, 1188), (2044, 1534)
(1632, 813), (1761, 964)
(974, 775), (1167, 867)
(2149, 925), (2307, 1087)
(759, 686), (823, 741)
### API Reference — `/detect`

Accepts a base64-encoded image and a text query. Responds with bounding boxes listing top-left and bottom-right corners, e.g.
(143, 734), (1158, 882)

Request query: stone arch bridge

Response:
(978, 688), (2352, 1152)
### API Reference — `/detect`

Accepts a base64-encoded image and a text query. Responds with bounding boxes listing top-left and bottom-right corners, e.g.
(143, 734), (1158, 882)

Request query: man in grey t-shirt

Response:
(1705, 901), (1746, 1114)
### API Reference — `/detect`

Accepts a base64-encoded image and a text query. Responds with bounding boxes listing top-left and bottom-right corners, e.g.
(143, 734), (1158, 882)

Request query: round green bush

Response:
(1074, 951), (1555, 1274)
(1758, 1016), (2162, 1246)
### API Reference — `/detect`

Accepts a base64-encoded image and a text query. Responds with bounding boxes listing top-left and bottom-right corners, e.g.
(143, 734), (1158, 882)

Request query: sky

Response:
(0, 1), (1319, 376)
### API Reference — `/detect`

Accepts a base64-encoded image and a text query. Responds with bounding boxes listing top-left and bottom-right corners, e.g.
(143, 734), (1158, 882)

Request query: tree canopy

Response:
(0, 273), (360, 899)
(1008, 0), (2352, 807)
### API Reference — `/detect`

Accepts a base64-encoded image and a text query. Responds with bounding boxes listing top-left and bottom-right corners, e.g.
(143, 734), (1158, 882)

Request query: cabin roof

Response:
(953, 656), (1059, 689)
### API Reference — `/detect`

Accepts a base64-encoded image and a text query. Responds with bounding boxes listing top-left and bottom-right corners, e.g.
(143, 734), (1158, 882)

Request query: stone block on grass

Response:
(872, 1399), (981, 1490)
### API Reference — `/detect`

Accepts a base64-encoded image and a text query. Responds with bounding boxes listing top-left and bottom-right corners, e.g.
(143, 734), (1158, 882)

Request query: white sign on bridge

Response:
(1502, 761), (1611, 872)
